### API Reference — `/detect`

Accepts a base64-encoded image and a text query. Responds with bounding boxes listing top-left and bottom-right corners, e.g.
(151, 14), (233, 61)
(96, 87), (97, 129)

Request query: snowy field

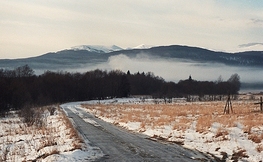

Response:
(1, 96), (263, 161)
(79, 96), (263, 162)
(0, 105), (103, 162)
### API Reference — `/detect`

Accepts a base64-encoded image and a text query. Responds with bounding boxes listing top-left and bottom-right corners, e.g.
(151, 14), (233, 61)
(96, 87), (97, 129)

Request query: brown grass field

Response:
(83, 98), (263, 142)
(82, 96), (263, 161)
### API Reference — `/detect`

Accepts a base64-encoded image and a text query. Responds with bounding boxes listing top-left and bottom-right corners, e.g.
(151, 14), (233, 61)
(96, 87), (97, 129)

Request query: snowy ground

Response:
(79, 97), (263, 162)
(0, 105), (103, 162)
(2, 97), (262, 161)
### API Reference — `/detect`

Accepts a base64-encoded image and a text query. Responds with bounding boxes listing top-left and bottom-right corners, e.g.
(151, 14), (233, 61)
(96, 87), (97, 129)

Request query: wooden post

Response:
(224, 94), (233, 114)
(254, 97), (263, 112)
(261, 97), (262, 112)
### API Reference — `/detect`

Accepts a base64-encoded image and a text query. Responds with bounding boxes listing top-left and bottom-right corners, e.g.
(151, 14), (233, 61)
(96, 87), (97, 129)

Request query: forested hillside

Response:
(0, 65), (240, 116)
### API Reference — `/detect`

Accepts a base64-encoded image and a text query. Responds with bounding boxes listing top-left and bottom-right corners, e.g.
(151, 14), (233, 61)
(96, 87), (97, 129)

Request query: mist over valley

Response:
(1, 45), (263, 92)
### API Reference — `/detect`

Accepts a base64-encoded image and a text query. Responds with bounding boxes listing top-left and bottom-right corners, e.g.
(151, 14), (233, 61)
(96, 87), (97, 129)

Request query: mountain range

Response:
(1, 44), (262, 70)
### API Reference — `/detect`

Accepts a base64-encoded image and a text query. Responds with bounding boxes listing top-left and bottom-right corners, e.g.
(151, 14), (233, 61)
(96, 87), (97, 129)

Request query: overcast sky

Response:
(1, 0), (263, 59)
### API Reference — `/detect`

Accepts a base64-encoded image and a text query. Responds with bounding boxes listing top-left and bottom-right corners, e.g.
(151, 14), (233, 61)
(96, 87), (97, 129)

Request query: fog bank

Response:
(105, 54), (263, 83)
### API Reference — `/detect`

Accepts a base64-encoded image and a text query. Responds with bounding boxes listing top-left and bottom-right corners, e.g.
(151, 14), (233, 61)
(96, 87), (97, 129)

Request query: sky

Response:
(1, 0), (263, 59)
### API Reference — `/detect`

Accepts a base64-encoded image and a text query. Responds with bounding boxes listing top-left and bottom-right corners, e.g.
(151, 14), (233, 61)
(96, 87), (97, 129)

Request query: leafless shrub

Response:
(34, 109), (46, 128)
(49, 149), (60, 155)
(151, 134), (166, 141)
(140, 122), (146, 132)
(248, 134), (262, 143)
(72, 141), (82, 150)
(153, 99), (159, 104)
(220, 152), (228, 161)
(19, 105), (35, 126)
(249, 95), (255, 100)
(231, 149), (249, 162)
(172, 141), (184, 145)
(215, 127), (229, 139)
(37, 148), (60, 160)
(256, 144), (263, 153)
(243, 125), (252, 134)
(44, 133), (57, 147)
(1, 145), (9, 162)
(47, 106), (56, 116)
(19, 105), (46, 127)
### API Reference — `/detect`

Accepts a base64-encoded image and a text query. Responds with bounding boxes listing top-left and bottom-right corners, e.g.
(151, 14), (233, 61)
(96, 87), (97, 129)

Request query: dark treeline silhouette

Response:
(0, 65), (240, 116)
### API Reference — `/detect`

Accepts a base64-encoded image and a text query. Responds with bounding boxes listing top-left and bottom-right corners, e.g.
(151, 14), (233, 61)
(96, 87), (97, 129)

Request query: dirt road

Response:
(62, 103), (215, 162)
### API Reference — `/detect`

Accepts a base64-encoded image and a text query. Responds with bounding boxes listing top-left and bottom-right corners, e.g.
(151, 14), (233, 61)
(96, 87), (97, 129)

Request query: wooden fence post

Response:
(224, 94), (233, 114)
(254, 97), (263, 112)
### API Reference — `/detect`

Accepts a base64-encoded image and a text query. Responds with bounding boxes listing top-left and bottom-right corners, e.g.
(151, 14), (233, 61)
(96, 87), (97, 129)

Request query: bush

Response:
(47, 106), (56, 115)
(19, 105), (45, 127)
(20, 105), (35, 126)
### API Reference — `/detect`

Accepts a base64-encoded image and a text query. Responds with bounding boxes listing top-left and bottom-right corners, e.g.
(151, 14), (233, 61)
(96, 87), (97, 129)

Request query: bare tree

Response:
(227, 73), (241, 95)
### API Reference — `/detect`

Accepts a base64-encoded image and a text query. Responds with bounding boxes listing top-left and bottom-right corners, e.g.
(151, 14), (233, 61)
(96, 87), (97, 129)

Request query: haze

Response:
(59, 53), (263, 87)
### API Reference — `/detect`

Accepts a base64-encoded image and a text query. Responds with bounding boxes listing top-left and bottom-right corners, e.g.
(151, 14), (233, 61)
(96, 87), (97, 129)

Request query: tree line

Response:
(0, 65), (240, 116)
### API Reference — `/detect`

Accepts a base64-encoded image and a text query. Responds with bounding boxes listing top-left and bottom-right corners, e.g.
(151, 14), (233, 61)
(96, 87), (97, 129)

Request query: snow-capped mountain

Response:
(132, 44), (152, 49)
(71, 44), (153, 53)
(71, 45), (123, 53)
(126, 44), (152, 50)
(1, 44), (263, 73)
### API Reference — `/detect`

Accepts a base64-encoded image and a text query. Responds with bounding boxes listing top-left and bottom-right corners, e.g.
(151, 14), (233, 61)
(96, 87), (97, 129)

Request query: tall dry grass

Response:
(83, 99), (263, 143)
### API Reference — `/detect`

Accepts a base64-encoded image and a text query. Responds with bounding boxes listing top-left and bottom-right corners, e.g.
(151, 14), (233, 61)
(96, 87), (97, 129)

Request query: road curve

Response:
(62, 103), (216, 162)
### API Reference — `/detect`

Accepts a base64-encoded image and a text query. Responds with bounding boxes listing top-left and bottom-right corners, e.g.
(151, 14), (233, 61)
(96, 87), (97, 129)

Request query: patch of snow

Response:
(0, 106), (104, 161)
(83, 118), (101, 127)
(126, 44), (153, 50)
(120, 122), (141, 131)
(71, 45), (123, 53)
(42, 147), (102, 162)
(133, 44), (152, 49)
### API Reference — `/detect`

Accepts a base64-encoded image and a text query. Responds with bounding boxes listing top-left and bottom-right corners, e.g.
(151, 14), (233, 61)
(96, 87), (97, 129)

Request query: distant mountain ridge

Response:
(109, 45), (263, 66)
(70, 44), (152, 53)
(0, 45), (263, 71)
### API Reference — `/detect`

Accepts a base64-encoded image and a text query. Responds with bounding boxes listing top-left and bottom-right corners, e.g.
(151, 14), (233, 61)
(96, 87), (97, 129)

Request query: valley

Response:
(1, 45), (262, 92)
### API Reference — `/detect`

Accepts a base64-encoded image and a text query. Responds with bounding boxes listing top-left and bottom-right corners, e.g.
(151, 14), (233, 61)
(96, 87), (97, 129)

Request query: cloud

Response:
(251, 18), (263, 25)
(1, 0), (263, 58)
(239, 43), (263, 48)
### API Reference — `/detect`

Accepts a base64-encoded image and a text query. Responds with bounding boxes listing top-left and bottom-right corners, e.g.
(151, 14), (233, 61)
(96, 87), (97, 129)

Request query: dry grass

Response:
(83, 99), (263, 144)
(256, 144), (263, 153)
(57, 107), (84, 144)
(215, 127), (229, 141)
(196, 115), (213, 133)
(231, 149), (249, 161)
(248, 134), (263, 143)
(0, 105), (84, 161)
(173, 117), (191, 131)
